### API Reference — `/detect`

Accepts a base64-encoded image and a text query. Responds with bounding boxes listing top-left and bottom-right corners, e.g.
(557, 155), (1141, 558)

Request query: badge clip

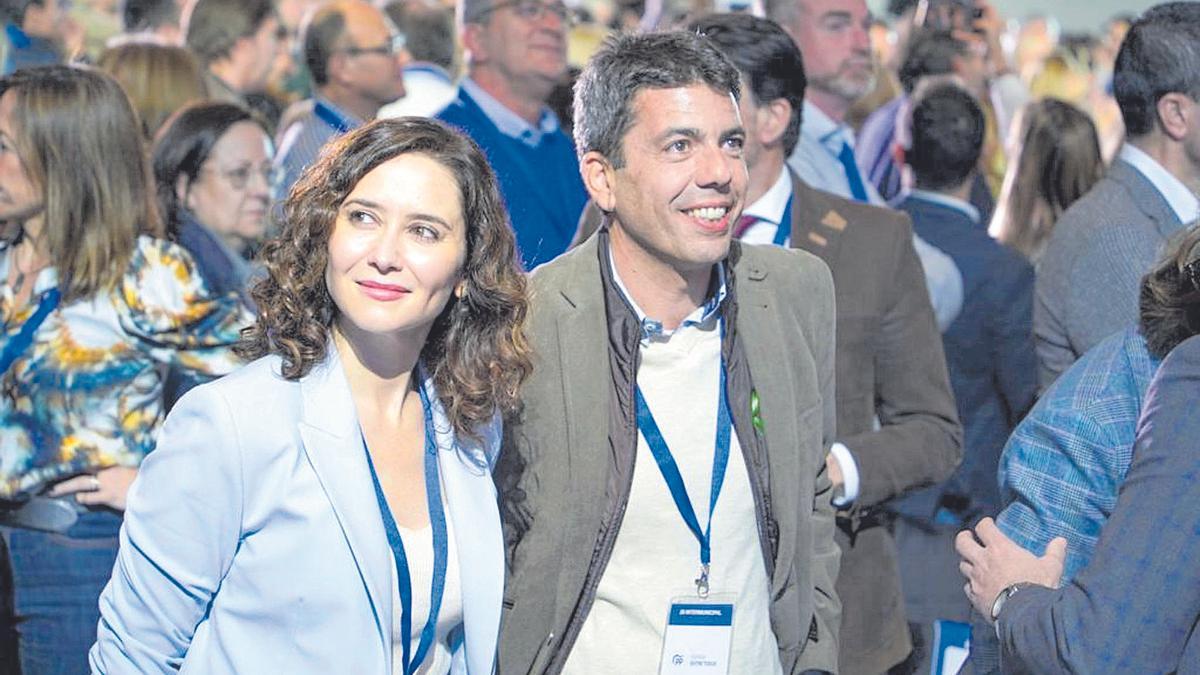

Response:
(695, 564), (710, 599)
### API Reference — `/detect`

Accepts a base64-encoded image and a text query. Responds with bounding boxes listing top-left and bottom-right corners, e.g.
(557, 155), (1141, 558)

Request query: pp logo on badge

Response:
(672, 655), (684, 666)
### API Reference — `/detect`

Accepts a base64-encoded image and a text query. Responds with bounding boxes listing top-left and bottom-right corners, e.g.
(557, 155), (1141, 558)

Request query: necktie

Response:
(734, 214), (760, 239)
(837, 139), (870, 203)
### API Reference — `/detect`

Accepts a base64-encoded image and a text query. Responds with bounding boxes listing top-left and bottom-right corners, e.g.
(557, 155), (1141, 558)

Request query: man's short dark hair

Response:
(898, 28), (967, 94)
(384, 1), (454, 72)
(121, 0), (180, 33)
(0, 0), (40, 27)
(573, 30), (740, 168)
(302, 5), (348, 87)
(907, 82), (983, 191)
(1113, 2), (1200, 138)
(688, 13), (805, 157)
(184, 0), (276, 65)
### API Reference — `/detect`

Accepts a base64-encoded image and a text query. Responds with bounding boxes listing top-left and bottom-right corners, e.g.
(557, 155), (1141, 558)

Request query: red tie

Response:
(733, 214), (760, 239)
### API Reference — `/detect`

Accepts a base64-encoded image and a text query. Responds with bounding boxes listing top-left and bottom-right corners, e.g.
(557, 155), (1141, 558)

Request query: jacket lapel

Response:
(730, 257), (801, 583)
(1109, 158), (1186, 239)
(296, 346), (394, 662)
(789, 175), (847, 266)
(550, 236), (614, 621)
(424, 374), (504, 675)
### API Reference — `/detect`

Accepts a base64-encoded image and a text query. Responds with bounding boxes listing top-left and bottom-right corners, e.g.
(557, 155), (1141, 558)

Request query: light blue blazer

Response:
(89, 346), (504, 674)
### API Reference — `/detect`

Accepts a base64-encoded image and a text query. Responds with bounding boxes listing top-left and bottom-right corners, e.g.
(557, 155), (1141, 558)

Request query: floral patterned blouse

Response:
(0, 236), (251, 500)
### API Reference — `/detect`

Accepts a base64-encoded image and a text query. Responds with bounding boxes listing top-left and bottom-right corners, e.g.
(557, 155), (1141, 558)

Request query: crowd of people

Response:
(0, 0), (1197, 673)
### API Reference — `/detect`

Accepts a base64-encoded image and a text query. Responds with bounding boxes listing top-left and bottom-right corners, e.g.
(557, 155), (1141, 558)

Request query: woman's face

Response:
(326, 152), (469, 343)
(182, 120), (273, 253)
(0, 90), (42, 229)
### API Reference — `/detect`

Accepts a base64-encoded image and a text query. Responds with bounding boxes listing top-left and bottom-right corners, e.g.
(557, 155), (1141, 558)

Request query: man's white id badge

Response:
(659, 598), (734, 674)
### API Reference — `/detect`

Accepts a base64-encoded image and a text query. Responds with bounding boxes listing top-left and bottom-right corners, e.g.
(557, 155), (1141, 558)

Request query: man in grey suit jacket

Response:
(1035, 1), (1200, 388)
(957, 332), (1200, 672)
(496, 31), (841, 674)
(692, 14), (962, 674)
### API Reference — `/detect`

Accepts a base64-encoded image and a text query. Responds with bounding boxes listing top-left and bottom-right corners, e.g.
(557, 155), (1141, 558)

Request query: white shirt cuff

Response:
(829, 442), (860, 507)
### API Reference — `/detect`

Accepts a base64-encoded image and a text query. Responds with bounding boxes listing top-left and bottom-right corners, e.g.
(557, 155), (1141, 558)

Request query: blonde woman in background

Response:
(990, 98), (1105, 263)
(97, 41), (209, 139)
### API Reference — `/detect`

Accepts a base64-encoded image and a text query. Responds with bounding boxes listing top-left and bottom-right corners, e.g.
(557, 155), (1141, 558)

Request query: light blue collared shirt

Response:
(460, 77), (560, 148)
(907, 189), (982, 225)
(1119, 143), (1200, 225)
(787, 100), (885, 206)
(607, 246), (728, 343)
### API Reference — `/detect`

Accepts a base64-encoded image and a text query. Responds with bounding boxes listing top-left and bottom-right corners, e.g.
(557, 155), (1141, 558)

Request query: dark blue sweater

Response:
(436, 87), (586, 270)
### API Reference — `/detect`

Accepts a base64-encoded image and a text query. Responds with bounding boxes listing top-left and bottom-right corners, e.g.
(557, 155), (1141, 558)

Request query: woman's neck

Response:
(332, 320), (427, 424)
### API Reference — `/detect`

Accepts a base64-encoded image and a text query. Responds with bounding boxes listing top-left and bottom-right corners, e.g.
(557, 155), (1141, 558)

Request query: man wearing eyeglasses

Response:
(274, 0), (407, 198)
(435, 0), (587, 270)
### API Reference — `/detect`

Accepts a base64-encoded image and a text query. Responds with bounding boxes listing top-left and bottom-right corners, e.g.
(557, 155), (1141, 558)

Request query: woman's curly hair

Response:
(1140, 223), (1200, 360)
(237, 117), (532, 441)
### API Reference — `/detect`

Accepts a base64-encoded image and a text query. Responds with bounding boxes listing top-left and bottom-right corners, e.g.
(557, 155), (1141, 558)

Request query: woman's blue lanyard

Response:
(0, 288), (60, 375)
(362, 381), (449, 675)
(633, 321), (733, 599)
(771, 195), (795, 247)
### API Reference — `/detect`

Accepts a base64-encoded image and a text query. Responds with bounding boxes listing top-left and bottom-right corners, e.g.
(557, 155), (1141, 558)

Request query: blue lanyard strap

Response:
(0, 287), (60, 375)
(634, 362), (732, 598)
(772, 195), (795, 247)
(363, 381), (449, 675)
(314, 100), (355, 134)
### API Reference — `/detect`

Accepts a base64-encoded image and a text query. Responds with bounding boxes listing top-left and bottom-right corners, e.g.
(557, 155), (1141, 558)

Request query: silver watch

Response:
(990, 582), (1032, 631)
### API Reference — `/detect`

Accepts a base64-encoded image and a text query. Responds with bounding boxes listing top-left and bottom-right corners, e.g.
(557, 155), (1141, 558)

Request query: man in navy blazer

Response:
(958, 332), (1200, 672)
(890, 81), (1037, 666)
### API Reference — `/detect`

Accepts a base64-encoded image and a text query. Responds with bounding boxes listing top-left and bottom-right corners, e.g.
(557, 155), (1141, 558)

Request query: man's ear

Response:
(1157, 92), (1193, 142)
(580, 150), (617, 212)
(460, 23), (488, 64)
(758, 98), (793, 149)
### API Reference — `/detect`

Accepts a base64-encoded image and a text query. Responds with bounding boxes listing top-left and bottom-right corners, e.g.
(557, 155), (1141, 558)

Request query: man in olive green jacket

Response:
(496, 30), (841, 675)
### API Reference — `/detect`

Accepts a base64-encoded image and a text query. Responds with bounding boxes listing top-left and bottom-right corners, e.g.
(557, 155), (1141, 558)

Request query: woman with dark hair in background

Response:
(152, 101), (275, 304)
(989, 98), (1105, 262)
(92, 117), (531, 674)
(0, 65), (247, 674)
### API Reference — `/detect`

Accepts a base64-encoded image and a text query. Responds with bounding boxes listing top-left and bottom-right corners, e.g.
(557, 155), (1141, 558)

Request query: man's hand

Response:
(824, 452), (844, 489)
(955, 517), (1067, 622)
(49, 466), (139, 511)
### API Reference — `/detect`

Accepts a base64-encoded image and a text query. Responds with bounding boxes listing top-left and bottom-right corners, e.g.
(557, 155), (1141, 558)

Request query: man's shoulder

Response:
(1044, 173), (1151, 253)
(794, 179), (911, 244)
(735, 242), (833, 296)
(434, 88), (483, 129)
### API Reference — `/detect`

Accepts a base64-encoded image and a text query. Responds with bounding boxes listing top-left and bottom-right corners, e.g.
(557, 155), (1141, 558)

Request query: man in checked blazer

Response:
(958, 332), (1200, 672)
(691, 14), (963, 675)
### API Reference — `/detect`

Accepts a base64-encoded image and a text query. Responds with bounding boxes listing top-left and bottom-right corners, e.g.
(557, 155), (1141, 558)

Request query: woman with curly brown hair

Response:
(91, 117), (532, 674)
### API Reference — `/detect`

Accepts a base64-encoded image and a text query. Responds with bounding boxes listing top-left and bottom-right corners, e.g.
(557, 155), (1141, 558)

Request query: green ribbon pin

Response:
(750, 389), (764, 432)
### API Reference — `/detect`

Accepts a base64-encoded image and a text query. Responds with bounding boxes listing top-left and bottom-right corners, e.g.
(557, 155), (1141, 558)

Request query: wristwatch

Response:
(990, 582), (1032, 637)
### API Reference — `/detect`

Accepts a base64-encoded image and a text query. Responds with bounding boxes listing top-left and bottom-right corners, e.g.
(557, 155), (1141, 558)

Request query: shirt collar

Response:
(607, 243), (728, 343)
(907, 188), (981, 225)
(744, 164), (793, 224)
(803, 99), (855, 151)
(1119, 143), (1200, 225)
(461, 77), (559, 147)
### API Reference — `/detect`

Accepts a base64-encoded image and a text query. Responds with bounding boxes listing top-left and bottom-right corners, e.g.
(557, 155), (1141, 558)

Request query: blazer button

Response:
(545, 633), (555, 646)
